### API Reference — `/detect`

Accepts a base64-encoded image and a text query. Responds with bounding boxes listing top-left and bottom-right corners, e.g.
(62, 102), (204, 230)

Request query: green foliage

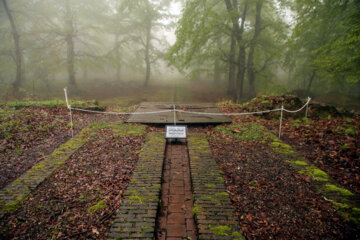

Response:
(288, 0), (360, 93)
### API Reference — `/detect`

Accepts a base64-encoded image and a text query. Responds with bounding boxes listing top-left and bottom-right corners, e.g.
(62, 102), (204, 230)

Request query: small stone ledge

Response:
(108, 132), (165, 239)
(0, 122), (145, 218)
(188, 134), (245, 240)
(269, 137), (360, 226)
(0, 125), (92, 217)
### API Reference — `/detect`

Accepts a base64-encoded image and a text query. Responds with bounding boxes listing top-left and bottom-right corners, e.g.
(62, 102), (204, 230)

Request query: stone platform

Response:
(126, 102), (231, 124)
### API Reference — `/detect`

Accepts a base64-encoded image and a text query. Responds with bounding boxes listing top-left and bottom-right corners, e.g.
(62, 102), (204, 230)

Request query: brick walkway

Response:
(108, 132), (165, 239)
(108, 133), (244, 239)
(156, 142), (197, 239)
(188, 134), (244, 240)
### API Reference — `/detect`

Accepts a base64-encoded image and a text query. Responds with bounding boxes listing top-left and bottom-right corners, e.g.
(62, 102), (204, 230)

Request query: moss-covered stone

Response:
(269, 141), (295, 154)
(287, 160), (308, 166)
(324, 184), (355, 197)
(299, 166), (329, 182)
(209, 225), (232, 236)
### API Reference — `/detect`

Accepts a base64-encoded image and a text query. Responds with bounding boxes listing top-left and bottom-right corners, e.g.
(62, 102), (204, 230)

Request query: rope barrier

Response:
(69, 107), (173, 115)
(68, 97), (311, 117)
(64, 88), (311, 139)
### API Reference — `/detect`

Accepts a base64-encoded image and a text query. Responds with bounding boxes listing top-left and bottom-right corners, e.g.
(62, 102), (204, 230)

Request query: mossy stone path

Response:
(0, 125), (90, 217)
(0, 121), (146, 217)
(108, 132), (166, 239)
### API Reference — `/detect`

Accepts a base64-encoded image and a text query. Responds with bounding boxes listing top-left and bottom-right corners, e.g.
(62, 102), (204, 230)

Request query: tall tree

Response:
(124, 0), (172, 87)
(286, 0), (360, 95)
(2, 0), (23, 97)
(247, 0), (263, 98)
(64, 0), (77, 92)
(224, 0), (248, 101)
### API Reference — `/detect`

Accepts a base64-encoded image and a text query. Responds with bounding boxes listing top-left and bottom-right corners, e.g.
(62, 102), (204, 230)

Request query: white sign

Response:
(165, 125), (187, 139)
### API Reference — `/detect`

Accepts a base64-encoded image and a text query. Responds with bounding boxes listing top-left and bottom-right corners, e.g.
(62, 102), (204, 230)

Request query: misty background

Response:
(0, 0), (359, 109)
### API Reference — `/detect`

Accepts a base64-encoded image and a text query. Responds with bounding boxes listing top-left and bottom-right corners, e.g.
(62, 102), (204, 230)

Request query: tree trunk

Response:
(224, 0), (248, 102)
(65, 0), (77, 93)
(115, 33), (121, 82)
(247, 0), (263, 99)
(144, 21), (151, 87)
(227, 34), (236, 97)
(307, 71), (316, 95)
(236, 46), (246, 101)
(2, 0), (23, 97)
(213, 59), (221, 83)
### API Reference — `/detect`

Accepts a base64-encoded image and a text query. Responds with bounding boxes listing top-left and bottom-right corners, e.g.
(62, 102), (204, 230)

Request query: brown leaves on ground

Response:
(0, 107), (126, 190)
(1, 128), (144, 239)
(0, 107), (69, 189)
(209, 134), (359, 239)
(264, 116), (360, 195)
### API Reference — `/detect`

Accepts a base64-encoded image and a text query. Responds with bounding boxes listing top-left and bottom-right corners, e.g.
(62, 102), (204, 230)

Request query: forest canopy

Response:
(0, 0), (359, 106)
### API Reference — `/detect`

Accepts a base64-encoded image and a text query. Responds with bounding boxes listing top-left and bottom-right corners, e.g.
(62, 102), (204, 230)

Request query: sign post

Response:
(165, 125), (187, 140)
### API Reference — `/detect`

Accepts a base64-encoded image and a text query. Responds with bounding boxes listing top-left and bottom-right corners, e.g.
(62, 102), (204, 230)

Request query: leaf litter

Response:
(0, 126), (144, 239)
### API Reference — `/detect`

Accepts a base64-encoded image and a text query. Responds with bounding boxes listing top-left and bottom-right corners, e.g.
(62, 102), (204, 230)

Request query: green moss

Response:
(33, 162), (46, 170)
(215, 192), (229, 198)
(231, 231), (245, 239)
(129, 195), (146, 203)
(332, 201), (350, 209)
(3, 195), (27, 213)
(209, 225), (231, 236)
(217, 177), (224, 183)
(340, 143), (350, 149)
(324, 184), (354, 197)
(287, 160), (308, 166)
(205, 184), (215, 188)
(140, 226), (152, 233)
(299, 166), (329, 182)
(269, 141), (295, 154)
(345, 126), (356, 136)
(192, 204), (202, 215)
(87, 200), (107, 214)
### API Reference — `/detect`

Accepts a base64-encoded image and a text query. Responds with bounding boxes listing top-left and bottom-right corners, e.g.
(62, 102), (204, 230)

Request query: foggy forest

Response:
(0, 0), (359, 239)
(0, 0), (358, 106)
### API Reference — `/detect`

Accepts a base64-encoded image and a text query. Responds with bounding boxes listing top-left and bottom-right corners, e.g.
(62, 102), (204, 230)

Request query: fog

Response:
(0, 0), (359, 109)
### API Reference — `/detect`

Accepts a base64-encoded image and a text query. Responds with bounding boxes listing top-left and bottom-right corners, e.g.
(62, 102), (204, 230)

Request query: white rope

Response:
(64, 86), (311, 140)
(283, 97), (311, 113)
(68, 97), (311, 117)
(69, 107), (173, 115)
(176, 108), (281, 116)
